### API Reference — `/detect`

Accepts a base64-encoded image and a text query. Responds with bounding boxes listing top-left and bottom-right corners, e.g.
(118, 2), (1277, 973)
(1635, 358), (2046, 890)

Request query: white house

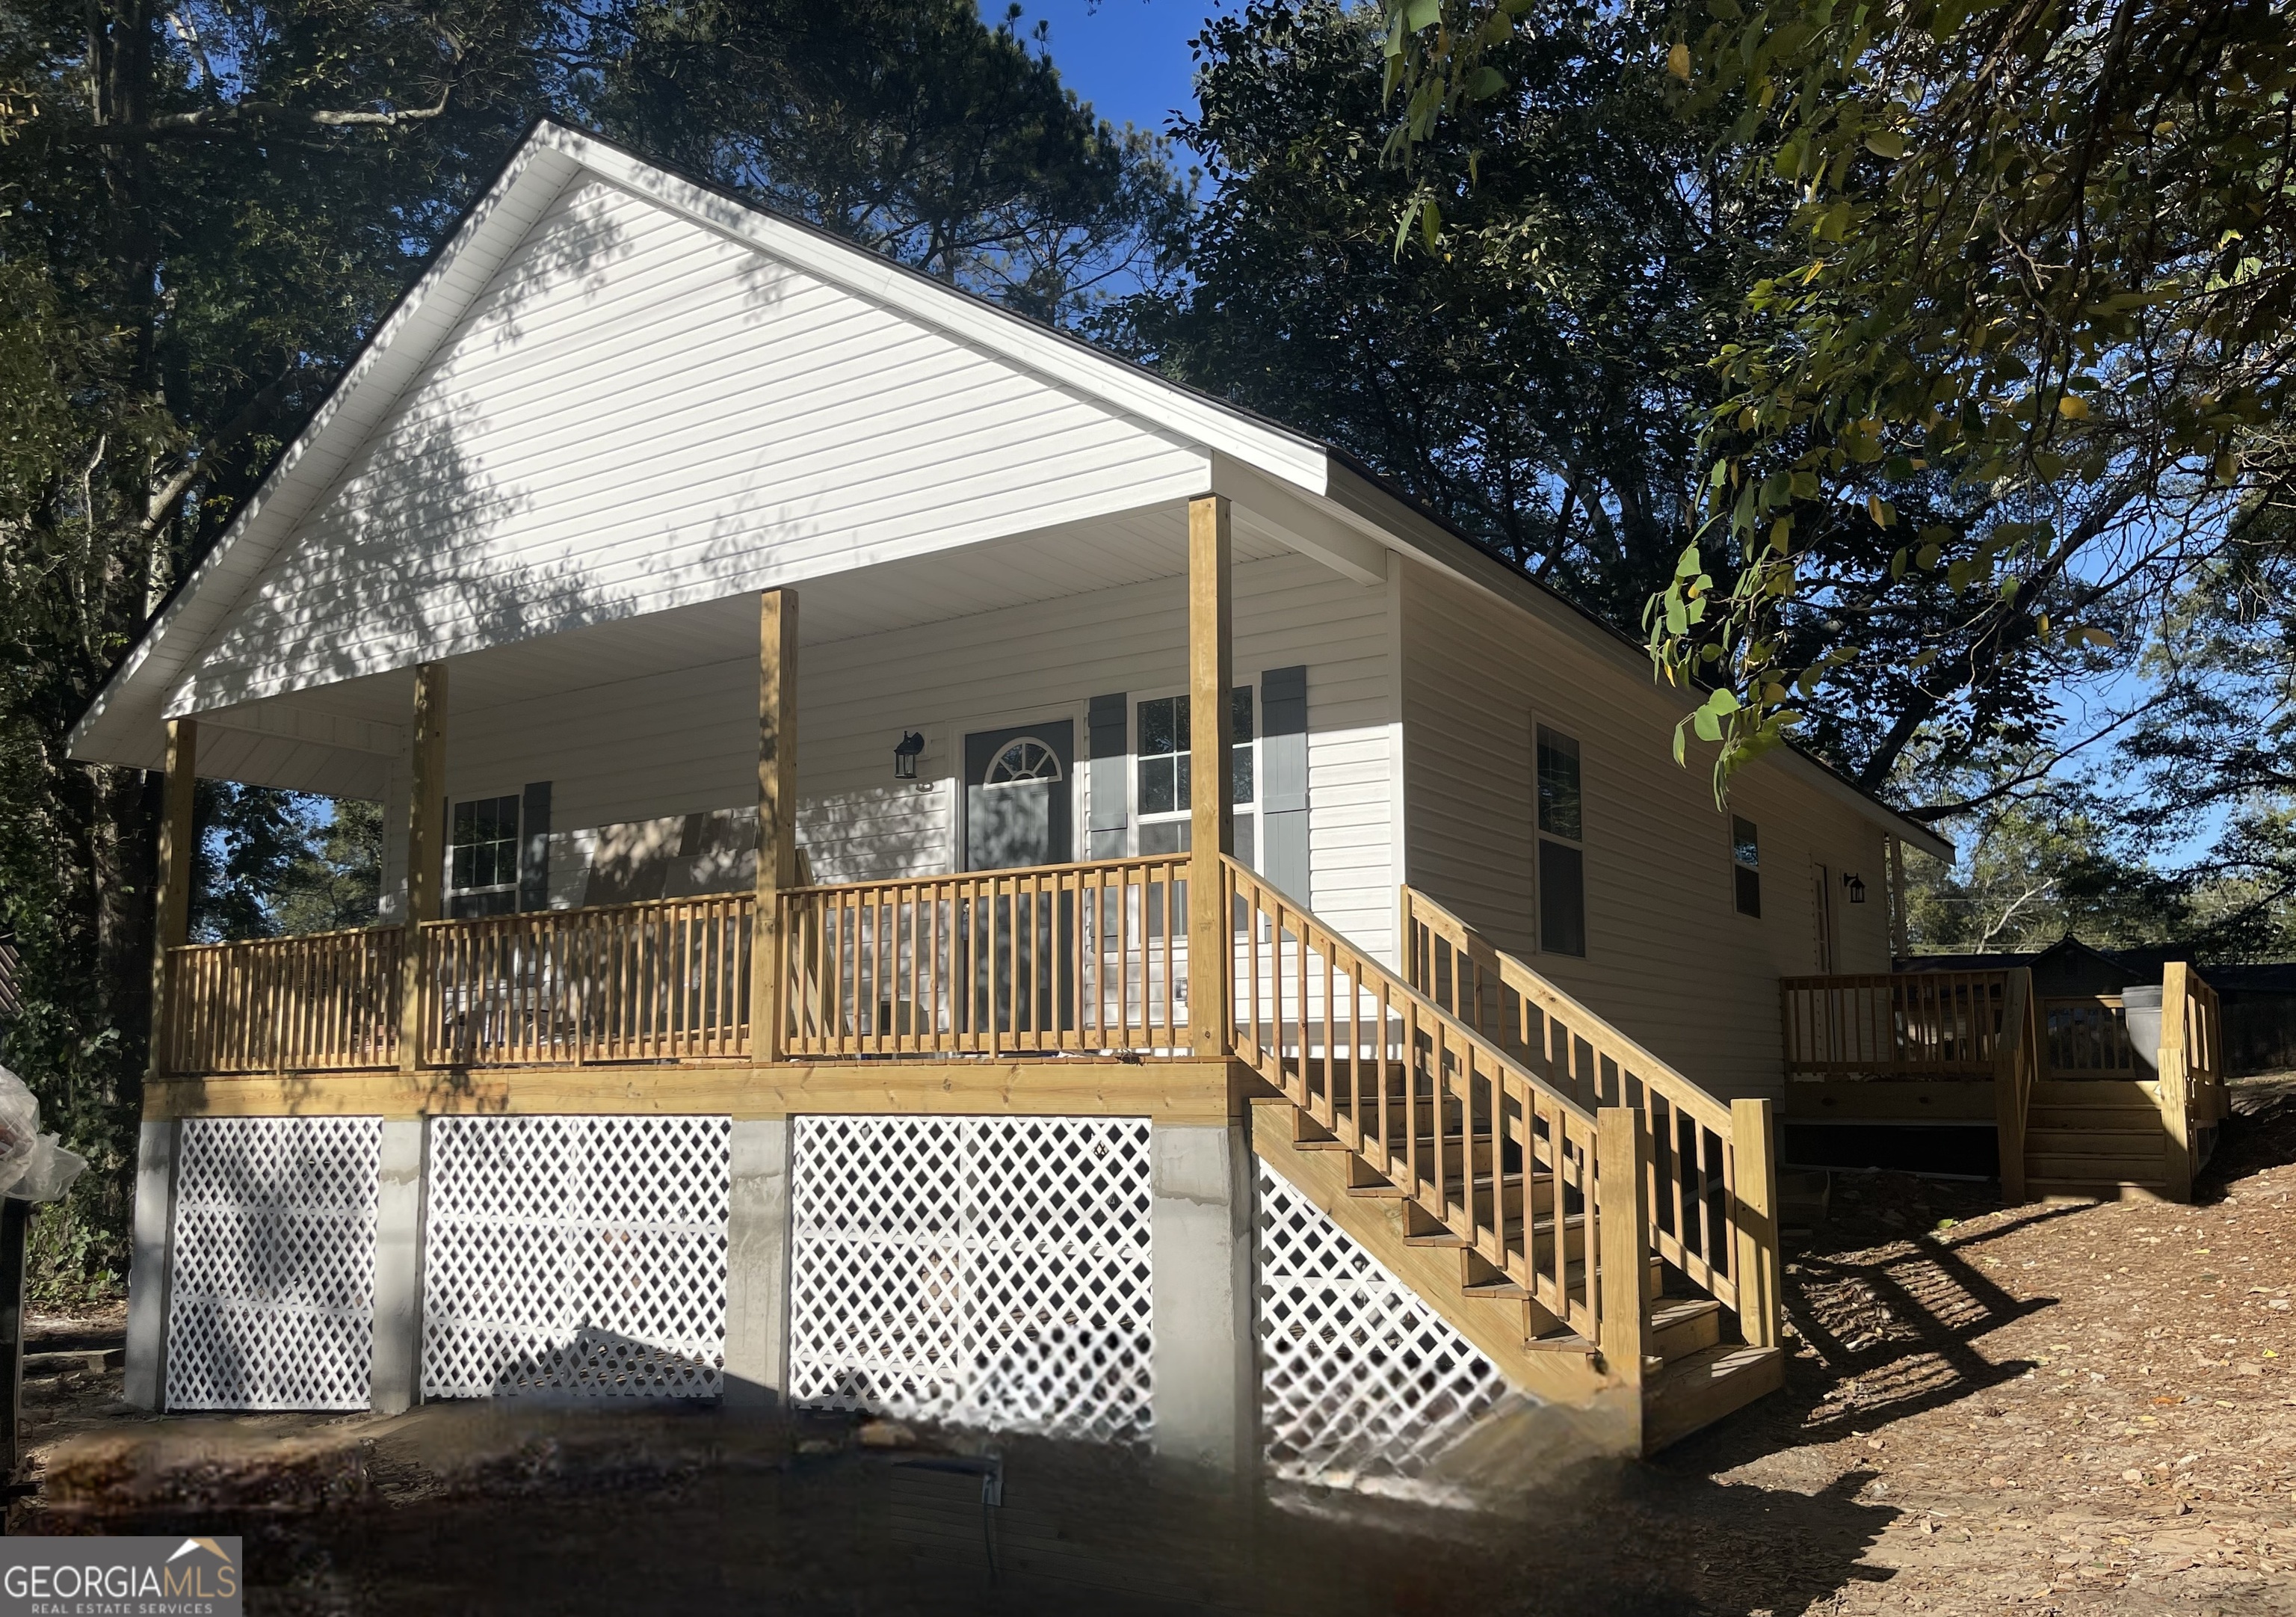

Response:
(73, 121), (1995, 1475)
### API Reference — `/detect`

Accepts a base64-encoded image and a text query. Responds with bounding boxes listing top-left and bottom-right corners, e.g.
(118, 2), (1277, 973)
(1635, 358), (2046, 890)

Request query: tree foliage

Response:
(191, 789), (383, 943)
(1377, 0), (2296, 805)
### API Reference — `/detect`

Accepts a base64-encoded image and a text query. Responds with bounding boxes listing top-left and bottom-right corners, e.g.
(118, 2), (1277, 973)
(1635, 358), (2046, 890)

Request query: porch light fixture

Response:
(893, 731), (925, 780)
(1842, 872), (1868, 905)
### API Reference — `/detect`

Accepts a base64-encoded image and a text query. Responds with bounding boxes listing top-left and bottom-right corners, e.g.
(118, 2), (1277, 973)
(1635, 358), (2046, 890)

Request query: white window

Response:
(1134, 689), (1256, 863)
(1534, 725), (1585, 957)
(1732, 816), (1762, 919)
(448, 794), (519, 917)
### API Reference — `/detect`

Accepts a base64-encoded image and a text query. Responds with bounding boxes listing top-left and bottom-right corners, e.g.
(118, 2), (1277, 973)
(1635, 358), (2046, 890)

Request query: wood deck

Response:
(152, 861), (1796, 1456)
(143, 1057), (1261, 1124)
(1780, 965), (2227, 1202)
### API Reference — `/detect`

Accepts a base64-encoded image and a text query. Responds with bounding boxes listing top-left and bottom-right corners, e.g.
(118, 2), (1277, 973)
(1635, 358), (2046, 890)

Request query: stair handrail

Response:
(1399, 885), (1733, 1138)
(1227, 865), (1596, 1126)
(1395, 883), (1777, 1344)
(1222, 857), (1617, 1343)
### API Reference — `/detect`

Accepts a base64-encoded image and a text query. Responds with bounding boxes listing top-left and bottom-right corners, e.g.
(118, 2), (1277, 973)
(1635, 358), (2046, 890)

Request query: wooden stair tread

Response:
(1643, 1344), (1785, 1452)
(1402, 1210), (1584, 1248)
(1522, 1331), (1598, 1355)
(1461, 1278), (1528, 1299)
(2028, 1177), (2170, 1200)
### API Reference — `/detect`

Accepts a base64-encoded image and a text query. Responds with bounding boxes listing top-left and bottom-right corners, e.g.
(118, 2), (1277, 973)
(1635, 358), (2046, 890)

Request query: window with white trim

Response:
(1135, 689), (1256, 863)
(1535, 725), (1585, 956)
(1732, 816), (1762, 918)
(448, 794), (519, 917)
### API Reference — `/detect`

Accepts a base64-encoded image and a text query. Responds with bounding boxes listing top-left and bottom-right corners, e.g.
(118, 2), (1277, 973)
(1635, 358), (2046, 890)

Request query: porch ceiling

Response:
(185, 499), (1293, 785)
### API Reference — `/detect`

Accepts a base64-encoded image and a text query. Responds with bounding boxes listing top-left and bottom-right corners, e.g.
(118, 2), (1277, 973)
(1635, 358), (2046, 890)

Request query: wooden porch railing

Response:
(778, 856), (1191, 1058)
(419, 894), (753, 1066)
(163, 926), (402, 1074)
(1780, 970), (2010, 1076)
(1992, 970), (2042, 1200)
(1397, 887), (1775, 1331)
(2043, 994), (2134, 1077)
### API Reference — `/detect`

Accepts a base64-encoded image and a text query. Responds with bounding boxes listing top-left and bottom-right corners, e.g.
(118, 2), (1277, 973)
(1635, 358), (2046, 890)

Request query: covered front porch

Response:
(145, 486), (1370, 1102)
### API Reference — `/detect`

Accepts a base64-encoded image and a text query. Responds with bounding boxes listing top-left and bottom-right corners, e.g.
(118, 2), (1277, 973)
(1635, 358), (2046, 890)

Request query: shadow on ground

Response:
(19, 1393), (1911, 1616)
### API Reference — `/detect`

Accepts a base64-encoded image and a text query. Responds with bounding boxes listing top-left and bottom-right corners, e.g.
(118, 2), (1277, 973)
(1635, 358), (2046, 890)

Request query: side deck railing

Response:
(1780, 971), (2010, 1077)
(2161, 961), (2226, 1197)
(2043, 994), (2134, 1077)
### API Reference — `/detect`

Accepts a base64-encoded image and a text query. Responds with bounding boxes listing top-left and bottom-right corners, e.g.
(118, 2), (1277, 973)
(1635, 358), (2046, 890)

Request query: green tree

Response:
(1375, 0), (2296, 813)
(187, 786), (380, 942)
(1898, 789), (2182, 955)
(595, 1), (1194, 324)
(275, 799), (386, 937)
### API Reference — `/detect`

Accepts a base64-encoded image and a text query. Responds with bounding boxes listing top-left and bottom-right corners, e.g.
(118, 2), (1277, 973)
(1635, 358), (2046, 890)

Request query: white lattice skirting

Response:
(789, 1115), (1152, 1442)
(166, 1116), (383, 1411)
(1257, 1162), (1510, 1486)
(421, 1115), (730, 1399)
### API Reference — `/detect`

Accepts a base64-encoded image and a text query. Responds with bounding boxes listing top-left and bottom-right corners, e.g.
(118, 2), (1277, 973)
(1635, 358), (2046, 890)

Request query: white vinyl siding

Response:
(179, 177), (1211, 713)
(1398, 561), (1892, 1100)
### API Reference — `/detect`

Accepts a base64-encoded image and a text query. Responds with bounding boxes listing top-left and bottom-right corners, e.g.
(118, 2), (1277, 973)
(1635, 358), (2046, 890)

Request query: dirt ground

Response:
(11, 1078), (2296, 1615)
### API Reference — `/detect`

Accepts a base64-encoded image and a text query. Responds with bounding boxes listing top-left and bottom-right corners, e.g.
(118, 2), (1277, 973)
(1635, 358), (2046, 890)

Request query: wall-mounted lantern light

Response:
(1842, 872), (1868, 905)
(893, 731), (925, 780)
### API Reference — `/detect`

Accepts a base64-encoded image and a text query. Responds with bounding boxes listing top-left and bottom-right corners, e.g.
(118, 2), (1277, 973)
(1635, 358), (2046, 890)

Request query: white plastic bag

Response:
(0, 1065), (39, 1198)
(10, 1135), (87, 1204)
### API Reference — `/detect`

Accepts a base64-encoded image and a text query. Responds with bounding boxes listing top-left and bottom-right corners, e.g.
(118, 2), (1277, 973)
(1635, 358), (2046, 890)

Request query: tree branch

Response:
(61, 87), (454, 145)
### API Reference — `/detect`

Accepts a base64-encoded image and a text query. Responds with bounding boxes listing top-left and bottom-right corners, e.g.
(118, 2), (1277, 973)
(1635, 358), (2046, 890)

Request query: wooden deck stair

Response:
(2025, 1079), (2171, 1198)
(1223, 859), (1785, 1457)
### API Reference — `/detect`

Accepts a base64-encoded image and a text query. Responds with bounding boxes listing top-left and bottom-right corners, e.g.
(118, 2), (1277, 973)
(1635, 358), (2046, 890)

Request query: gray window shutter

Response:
(1260, 665), (1309, 900)
(519, 780), (552, 912)
(1087, 693), (1128, 858)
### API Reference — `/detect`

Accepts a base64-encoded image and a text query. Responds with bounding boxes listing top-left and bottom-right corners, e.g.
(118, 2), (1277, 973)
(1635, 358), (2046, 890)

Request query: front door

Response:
(964, 721), (1075, 871)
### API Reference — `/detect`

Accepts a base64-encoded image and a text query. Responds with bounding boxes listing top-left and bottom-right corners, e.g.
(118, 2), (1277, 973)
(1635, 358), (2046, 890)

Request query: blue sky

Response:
(1000, 0), (1235, 164)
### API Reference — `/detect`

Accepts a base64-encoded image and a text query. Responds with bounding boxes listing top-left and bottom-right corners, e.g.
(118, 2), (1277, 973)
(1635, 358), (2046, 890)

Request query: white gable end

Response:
(175, 176), (1211, 713)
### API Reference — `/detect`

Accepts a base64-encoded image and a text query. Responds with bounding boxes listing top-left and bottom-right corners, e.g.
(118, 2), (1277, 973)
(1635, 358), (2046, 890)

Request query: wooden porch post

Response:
(1888, 837), (1908, 962)
(753, 590), (799, 1062)
(147, 717), (198, 1081)
(399, 662), (447, 1075)
(1596, 1105), (1650, 1399)
(1188, 495), (1233, 1060)
(2160, 961), (2194, 1203)
(1729, 1097), (1781, 1350)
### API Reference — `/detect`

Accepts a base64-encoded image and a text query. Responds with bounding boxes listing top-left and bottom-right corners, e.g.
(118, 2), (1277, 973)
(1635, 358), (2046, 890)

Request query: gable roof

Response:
(67, 117), (1950, 861)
